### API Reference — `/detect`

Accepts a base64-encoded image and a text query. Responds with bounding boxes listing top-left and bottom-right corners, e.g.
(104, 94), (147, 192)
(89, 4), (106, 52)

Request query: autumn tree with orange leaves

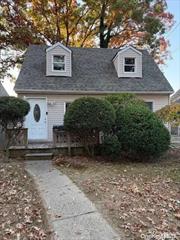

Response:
(0, 0), (174, 77)
(86, 0), (174, 63)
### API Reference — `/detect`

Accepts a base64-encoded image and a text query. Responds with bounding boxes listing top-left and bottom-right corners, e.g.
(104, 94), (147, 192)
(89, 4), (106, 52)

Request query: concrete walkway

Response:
(25, 160), (120, 240)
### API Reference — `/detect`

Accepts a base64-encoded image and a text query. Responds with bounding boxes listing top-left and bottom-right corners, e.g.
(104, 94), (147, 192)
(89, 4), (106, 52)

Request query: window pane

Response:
(33, 104), (41, 122)
(125, 58), (135, 64)
(124, 65), (135, 72)
(53, 55), (64, 63)
(145, 102), (153, 111)
(53, 63), (65, 70)
(66, 102), (71, 112)
(171, 126), (178, 136)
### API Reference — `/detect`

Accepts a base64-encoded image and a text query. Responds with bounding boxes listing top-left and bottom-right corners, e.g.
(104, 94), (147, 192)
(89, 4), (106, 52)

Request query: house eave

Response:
(46, 42), (71, 53)
(14, 89), (174, 95)
(112, 45), (142, 61)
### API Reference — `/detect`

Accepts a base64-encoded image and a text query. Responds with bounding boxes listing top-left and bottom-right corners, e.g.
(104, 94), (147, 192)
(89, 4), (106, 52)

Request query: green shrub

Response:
(64, 97), (115, 155)
(0, 97), (30, 129)
(105, 93), (145, 111)
(101, 135), (121, 159)
(0, 97), (30, 159)
(116, 104), (170, 158)
(64, 97), (115, 133)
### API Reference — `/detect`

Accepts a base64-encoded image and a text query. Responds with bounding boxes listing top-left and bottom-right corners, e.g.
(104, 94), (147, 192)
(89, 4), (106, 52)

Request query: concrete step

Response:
(25, 153), (53, 161)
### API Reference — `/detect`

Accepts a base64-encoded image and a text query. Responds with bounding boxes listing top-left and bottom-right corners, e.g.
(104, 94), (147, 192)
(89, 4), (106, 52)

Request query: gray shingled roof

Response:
(15, 45), (173, 93)
(171, 89), (180, 102)
(0, 82), (8, 96)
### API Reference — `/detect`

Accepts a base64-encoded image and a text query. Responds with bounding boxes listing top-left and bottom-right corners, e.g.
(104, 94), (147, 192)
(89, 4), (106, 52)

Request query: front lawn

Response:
(55, 149), (180, 240)
(0, 159), (52, 240)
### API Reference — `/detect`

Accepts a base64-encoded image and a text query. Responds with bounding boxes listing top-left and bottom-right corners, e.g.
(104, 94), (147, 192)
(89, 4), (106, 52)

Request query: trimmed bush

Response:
(105, 93), (145, 111)
(64, 97), (115, 155)
(64, 97), (115, 133)
(0, 96), (30, 159)
(101, 134), (121, 159)
(116, 104), (170, 158)
(0, 97), (30, 128)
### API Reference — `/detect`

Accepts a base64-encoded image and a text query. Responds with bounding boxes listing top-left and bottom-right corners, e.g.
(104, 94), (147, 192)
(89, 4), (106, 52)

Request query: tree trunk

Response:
(54, 0), (61, 42)
(99, 3), (106, 48)
(99, 3), (111, 48)
(4, 148), (10, 162)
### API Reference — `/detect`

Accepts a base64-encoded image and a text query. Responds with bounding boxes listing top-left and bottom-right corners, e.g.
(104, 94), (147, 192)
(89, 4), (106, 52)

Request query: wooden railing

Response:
(53, 129), (82, 147)
(53, 129), (100, 148)
(5, 128), (28, 147)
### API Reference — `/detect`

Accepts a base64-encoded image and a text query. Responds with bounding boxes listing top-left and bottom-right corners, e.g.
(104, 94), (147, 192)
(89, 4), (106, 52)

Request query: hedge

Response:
(116, 104), (170, 158)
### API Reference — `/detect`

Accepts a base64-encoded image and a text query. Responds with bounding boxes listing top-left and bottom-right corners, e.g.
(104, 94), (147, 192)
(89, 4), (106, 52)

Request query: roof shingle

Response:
(0, 82), (8, 96)
(171, 89), (180, 102)
(15, 45), (173, 93)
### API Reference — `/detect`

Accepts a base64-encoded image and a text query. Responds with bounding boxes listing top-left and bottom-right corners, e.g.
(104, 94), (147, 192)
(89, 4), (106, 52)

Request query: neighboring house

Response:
(0, 81), (8, 97)
(170, 89), (180, 136)
(0, 81), (8, 148)
(171, 89), (180, 103)
(14, 43), (173, 142)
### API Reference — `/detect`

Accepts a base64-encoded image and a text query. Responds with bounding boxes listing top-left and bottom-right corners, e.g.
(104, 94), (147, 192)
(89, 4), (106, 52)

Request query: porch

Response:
(8, 127), (99, 159)
(9, 143), (85, 159)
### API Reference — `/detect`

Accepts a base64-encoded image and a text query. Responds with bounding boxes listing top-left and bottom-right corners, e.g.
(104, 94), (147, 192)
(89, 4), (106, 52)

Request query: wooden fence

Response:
(5, 128), (28, 147)
(53, 129), (100, 148)
(5, 128), (101, 151)
(53, 129), (82, 147)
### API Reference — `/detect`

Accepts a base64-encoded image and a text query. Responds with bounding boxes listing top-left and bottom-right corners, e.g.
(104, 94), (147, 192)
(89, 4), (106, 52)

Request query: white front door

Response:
(25, 98), (48, 140)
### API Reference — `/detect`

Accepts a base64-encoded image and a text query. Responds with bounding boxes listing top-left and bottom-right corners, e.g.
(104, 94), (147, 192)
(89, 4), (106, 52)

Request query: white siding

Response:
(113, 48), (142, 78)
(46, 45), (72, 77)
(113, 55), (119, 73)
(20, 93), (169, 142)
(137, 94), (169, 112)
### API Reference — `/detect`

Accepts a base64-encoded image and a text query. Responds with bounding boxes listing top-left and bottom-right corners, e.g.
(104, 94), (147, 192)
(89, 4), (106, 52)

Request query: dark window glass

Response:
(125, 58), (135, 65)
(33, 104), (41, 122)
(171, 126), (178, 136)
(124, 58), (135, 72)
(54, 55), (64, 62)
(145, 102), (153, 111)
(53, 63), (65, 71)
(53, 55), (65, 71)
(65, 102), (71, 112)
(124, 66), (135, 72)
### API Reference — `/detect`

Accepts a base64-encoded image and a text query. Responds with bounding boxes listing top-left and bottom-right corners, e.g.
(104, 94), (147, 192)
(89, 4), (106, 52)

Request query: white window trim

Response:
(52, 54), (66, 73)
(123, 57), (136, 74)
(46, 42), (71, 53)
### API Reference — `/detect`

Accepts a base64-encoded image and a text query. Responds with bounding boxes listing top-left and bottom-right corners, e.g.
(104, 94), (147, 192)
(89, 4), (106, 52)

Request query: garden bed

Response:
(0, 159), (52, 240)
(55, 149), (180, 240)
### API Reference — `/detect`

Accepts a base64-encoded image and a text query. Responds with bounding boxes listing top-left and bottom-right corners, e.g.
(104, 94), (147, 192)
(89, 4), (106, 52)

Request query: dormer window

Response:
(53, 55), (65, 71)
(46, 43), (71, 76)
(124, 58), (135, 72)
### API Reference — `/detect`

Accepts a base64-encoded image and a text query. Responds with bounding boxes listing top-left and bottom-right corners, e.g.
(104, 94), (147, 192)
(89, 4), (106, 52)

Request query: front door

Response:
(25, 98), (47, 140)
